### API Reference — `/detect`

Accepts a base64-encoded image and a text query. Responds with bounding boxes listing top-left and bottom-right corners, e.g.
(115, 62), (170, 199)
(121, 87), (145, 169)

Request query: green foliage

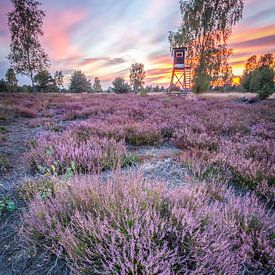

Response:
(192, 71), (211, 93)
(0, 126), (7, 132)
(129, 63), (146, 93)
(139, 87), (148, 96)
(0, 197), (16, 213)
(92, 77), (103, 93)
(69, 71), (92, 93)
(0, 79), (8, 93)
(169, 0), (244, 92)
(242, 53), (275, 99)
(0, 153), (9, 172)
(258, 84), (274, 100)
(122, 154), (139, 167)
(54, 71), (64, 92)
(20, 84), (32, 93)
(112, 77), (131, 93)
(5, 68), (18, 92)
(8, 0), (49, 88)
(34, 70), (57, 92)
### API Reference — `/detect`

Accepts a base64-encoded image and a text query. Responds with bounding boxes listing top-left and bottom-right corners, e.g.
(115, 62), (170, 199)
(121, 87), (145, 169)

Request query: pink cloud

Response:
(42, 8), (87, 62)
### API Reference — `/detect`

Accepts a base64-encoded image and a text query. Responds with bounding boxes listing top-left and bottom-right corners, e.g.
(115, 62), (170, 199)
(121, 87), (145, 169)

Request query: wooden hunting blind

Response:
(169, 47), (191, 94)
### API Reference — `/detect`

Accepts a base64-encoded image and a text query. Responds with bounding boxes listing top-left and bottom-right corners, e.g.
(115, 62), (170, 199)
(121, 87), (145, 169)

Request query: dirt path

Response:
(0, 117), (36, 190)
(0, 118), (67, 275)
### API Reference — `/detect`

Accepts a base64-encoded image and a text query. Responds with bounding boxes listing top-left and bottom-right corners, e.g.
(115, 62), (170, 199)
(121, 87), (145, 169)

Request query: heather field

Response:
(0, 92), (274, 274)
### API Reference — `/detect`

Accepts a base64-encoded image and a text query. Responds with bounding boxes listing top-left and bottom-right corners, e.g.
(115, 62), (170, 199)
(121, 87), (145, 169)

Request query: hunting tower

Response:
(169, 47), (191, 94)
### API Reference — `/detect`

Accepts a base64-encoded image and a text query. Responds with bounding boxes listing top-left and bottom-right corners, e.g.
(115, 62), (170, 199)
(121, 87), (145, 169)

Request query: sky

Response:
(0, 0), (275, 88)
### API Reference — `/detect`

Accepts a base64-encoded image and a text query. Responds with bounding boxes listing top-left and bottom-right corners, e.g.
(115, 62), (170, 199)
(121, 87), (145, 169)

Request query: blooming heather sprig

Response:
(28, 128), (127, 174)
(21, 173), (275, 274)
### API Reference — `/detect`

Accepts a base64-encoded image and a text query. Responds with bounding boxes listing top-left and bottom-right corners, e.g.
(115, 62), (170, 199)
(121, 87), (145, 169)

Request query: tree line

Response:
(0, 62), (147, 94)
(2, 0), (274, 98)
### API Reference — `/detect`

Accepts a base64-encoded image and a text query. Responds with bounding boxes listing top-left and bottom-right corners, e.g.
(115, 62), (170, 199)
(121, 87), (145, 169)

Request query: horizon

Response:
(0, 0), (275, 88)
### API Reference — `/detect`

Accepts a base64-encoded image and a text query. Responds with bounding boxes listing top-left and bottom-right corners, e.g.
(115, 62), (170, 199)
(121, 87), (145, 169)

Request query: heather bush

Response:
(28, 128), (127, 174)
(21, 173), (274, 273)
(125, 123), (162, 146)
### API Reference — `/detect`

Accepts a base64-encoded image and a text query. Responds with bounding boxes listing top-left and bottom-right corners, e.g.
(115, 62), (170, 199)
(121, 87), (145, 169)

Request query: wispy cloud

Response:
(0, 0), (274, 86)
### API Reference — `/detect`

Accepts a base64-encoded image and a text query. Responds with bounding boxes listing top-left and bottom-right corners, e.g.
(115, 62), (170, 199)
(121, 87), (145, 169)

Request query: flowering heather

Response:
(28, 127), (127, 174)
(17, 92), (274, 194)
(21, 173), (274, 274)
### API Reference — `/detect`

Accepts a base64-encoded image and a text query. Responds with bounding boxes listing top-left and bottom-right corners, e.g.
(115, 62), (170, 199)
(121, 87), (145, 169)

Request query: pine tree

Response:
(69, 71), (91, 93)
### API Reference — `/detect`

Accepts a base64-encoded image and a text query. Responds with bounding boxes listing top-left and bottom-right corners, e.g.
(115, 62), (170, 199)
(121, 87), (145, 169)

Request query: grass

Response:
(0, 153), (9, 172)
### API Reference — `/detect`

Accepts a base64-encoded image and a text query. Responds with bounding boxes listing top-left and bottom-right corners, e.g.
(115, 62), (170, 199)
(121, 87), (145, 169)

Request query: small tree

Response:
(5, 68), (18, 92)
(54, 71), (64, 92)
(92, 77), (103, 93)
(129, 63), (146, 93)
(69, 71), (91, 93)
(34, 70), (56, 92)
(169, 0), (244, 93)
(0, 79), (8, 93)
(242, 53), (274, 99)
(112, 77), (131, 94)
(8, 0), (49, 91)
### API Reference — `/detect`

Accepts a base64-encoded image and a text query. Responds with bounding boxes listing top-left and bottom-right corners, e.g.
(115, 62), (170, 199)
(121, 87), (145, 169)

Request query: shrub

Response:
(21, 173), (274, 273)
(126, 124), (162, 146)
(15, 106), (37, 118)
(69, 71), (92, 93)
(0, 197), (15, 213)
(258, 83), (274, 100)
(112, 77), (131, 93)
(28, 128), (127, 174)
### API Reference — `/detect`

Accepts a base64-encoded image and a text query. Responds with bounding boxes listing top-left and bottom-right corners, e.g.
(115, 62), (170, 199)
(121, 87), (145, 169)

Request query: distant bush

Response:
(21, 172), (274, 274)
(0, 79), (8, 93)
(112, 77), (131, 93)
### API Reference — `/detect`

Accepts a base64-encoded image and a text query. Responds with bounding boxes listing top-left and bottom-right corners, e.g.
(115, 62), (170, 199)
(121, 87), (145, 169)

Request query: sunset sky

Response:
(0, 0), (275, 88)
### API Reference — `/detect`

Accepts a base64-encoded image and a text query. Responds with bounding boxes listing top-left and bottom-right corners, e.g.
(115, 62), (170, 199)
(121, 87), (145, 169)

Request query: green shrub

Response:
(258, 83), (274, 100)
(0, 197), (15, 213)
(0, 153), (9, 171)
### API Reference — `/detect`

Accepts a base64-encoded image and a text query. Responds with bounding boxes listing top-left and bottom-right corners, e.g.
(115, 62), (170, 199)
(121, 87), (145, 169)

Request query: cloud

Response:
(230, 35), (275, 48)
(1, 0), (275, 87)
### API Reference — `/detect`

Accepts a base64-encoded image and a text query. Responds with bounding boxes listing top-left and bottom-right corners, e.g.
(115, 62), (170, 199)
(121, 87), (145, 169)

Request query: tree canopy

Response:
(169, 0), (244, 93)
(92, 77), (103, 93)
(129, 63), (146, 93)
(8, 0), (49, 90)
(242, 53), (274, 99)
(69, 71), (91, 93)
(112, 77), (131, 94)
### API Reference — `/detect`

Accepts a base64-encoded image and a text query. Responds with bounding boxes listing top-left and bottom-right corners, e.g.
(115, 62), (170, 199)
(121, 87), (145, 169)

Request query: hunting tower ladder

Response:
(169, 47), (192, 95)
